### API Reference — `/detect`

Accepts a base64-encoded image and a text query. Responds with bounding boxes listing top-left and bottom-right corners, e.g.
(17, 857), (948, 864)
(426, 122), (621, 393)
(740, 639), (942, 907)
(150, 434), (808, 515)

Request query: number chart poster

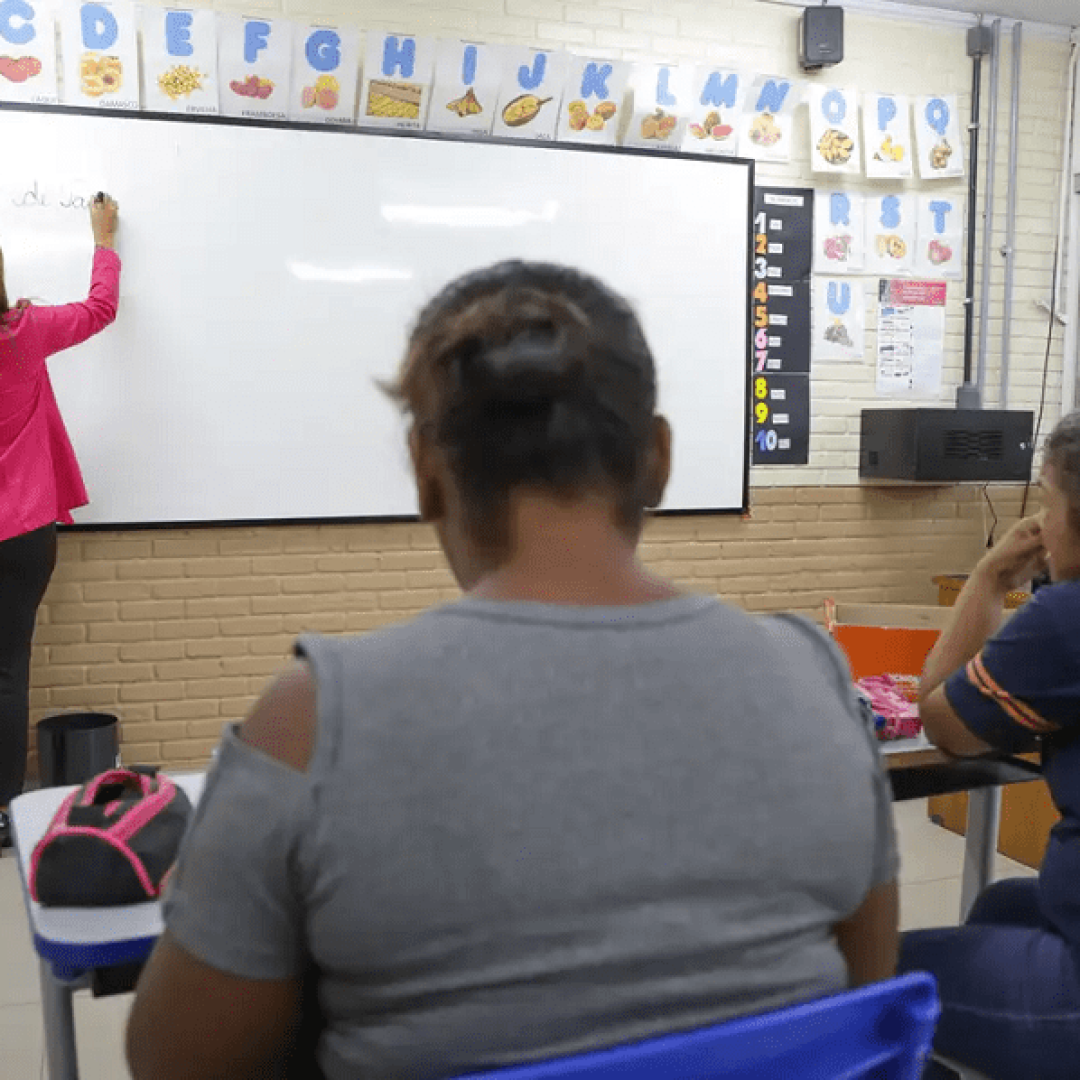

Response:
(751, 187), (812, 466)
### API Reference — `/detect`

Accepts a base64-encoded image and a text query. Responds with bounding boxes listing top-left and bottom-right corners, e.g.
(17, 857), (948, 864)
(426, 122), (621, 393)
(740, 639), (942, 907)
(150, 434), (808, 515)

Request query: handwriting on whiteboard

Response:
(10, 182), (95, 210)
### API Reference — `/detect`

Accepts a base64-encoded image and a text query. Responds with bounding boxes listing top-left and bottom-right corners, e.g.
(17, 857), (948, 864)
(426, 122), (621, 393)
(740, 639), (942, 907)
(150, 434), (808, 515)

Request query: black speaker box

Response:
(859, 409), (1035, 484)
(800, 6), (844, 70)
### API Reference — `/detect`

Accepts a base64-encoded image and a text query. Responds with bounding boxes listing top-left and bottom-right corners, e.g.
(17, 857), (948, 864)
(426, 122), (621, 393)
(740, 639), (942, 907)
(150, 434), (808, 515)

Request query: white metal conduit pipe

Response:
(1061, 34), (1080, 414)
(999, 22), (1021, 409)
(976, 20), (1002, 404)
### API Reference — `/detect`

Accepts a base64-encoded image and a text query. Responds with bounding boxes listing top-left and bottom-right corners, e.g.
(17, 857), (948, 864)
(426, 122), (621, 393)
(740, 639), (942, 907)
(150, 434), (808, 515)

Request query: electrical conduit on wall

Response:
(1061, 33), (1080, 414)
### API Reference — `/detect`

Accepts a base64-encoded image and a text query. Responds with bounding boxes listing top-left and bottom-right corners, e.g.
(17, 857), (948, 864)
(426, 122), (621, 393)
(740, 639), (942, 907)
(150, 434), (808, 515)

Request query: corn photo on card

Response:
(142, 8), (219, 115)
(290, 24), (360, 124)
(0, 0), (59, 105)
(60, 0), (140, 110)
(360, 31), (435, 130)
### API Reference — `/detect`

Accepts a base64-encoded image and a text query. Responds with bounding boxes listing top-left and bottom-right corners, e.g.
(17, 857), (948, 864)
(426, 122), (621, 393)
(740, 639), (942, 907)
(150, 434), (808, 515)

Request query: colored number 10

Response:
(755, 429), (779, 452)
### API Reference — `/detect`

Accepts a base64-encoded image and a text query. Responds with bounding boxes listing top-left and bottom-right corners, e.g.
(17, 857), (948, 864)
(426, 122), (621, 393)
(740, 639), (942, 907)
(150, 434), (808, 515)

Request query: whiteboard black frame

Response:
(0, 100), (754, 531)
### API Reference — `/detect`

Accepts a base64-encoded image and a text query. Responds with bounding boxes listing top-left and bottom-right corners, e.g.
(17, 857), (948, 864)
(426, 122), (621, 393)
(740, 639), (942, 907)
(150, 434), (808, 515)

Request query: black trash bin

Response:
(36, 713), (120, 787)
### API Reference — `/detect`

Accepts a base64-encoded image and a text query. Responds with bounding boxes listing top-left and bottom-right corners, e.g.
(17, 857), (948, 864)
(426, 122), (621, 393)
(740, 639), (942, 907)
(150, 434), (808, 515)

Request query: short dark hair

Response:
(1047, 410), (1080, 529)
(385, 261), (659, 549)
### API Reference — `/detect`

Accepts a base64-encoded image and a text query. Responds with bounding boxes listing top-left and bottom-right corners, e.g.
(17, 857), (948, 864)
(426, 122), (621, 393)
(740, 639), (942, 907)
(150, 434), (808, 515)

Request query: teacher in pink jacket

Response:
(0, 193), (120, 848)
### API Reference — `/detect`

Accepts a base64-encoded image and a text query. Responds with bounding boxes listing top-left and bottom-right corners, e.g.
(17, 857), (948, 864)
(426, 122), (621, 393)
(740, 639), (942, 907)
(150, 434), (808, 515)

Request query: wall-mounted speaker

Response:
(800, 6), (844, 71)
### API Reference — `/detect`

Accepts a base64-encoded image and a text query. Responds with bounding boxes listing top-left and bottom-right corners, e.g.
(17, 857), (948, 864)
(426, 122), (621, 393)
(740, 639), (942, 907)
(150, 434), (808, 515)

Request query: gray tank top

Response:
(164, 594), (897, 1080)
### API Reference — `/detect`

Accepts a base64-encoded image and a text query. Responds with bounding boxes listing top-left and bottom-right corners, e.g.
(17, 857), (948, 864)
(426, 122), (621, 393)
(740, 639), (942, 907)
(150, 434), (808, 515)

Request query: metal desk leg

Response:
(38, 960), (81, 1080)
(960, 786), (1002, 922)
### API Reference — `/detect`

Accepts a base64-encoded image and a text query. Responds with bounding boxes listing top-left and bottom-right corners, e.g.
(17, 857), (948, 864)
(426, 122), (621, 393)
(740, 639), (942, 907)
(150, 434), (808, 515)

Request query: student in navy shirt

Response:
(901, 411), (1080, 1079)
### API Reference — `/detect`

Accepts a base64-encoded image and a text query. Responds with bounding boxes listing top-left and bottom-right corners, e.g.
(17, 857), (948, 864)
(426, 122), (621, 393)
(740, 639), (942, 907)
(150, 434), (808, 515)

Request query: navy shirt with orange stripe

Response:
(945, 579), (1080, 946)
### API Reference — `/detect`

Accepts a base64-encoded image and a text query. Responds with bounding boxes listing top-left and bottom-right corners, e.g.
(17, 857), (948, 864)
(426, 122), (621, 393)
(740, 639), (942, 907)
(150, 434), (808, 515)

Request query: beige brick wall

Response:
(23, 0), (1073, 774)
(29, 483), (1027, 774)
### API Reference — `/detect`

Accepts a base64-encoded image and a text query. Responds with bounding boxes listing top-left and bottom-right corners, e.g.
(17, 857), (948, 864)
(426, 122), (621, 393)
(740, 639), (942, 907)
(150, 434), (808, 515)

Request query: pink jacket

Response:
(0, 247), (121, 543)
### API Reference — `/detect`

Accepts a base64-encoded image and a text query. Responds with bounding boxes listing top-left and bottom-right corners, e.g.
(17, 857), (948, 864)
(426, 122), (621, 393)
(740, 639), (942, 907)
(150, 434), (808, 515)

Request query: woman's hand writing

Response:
(91, 193), (119, 250)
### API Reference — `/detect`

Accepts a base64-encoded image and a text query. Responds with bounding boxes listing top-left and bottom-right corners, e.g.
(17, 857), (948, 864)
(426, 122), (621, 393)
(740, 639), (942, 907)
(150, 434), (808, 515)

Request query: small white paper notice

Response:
(876, 279), (947, 397)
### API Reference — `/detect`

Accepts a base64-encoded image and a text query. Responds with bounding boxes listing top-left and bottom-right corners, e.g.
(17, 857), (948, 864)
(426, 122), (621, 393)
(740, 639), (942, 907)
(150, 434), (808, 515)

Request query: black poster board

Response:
(751, 187), (813, 466)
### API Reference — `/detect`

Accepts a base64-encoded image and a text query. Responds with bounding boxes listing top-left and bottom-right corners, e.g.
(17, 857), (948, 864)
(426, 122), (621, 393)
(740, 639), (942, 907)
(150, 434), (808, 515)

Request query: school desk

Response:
(9, 749), (1040, 1080)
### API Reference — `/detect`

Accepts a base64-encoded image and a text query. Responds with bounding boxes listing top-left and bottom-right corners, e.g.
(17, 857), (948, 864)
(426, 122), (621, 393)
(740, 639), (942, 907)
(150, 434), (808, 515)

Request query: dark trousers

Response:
(900, 877), (1080, 1080)
(0, 524), (57, 807)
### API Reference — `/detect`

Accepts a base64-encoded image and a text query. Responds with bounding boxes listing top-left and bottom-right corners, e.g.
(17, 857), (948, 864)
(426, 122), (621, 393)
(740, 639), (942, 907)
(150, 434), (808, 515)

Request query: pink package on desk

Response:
(858, 674), (923, 741)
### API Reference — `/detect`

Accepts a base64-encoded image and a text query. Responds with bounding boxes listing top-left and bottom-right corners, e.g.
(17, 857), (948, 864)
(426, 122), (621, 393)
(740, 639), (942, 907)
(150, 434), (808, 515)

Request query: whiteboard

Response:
(0, 105), (751, 525)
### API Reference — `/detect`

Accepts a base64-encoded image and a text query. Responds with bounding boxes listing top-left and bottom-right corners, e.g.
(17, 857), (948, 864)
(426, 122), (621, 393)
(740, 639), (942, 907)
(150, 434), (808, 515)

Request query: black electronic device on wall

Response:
(800, 5), (844, 70)
(860, 408), (1034, 483)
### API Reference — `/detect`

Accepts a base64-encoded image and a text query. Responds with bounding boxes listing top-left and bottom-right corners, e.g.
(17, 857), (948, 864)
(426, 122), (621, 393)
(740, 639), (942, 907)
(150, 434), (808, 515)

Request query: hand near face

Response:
(974, 515), (1048, 593)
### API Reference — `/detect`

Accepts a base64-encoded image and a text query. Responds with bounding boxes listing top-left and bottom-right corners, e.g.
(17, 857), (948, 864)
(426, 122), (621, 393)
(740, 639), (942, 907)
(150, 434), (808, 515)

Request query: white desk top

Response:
(880, 734), (932, 755)
(7, 741), (928, 969)
(10, 773), (206, 957)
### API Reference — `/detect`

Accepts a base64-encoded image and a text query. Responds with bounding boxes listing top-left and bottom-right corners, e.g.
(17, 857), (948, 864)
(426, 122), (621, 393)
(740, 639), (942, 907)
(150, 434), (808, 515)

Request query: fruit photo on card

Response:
(81, 54), (122, 98)
(0, 55), (42, 83)
(231, 74), (274, 99)
(302, 74), (340, 110)
(688, 108), (734, 143)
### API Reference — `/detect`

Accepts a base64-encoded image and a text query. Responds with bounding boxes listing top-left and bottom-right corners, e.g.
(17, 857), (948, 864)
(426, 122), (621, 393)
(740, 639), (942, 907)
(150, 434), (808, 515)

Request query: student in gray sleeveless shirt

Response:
(127, 263), (899, 1080)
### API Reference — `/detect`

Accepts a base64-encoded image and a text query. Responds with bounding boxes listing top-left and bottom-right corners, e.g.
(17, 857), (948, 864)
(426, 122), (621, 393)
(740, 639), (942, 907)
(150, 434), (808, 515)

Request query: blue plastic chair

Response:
(453, 973), (939, 1080)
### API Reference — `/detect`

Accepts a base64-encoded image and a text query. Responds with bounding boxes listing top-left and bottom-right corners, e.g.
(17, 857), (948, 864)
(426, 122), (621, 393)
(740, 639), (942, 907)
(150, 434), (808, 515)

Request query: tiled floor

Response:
(0, 799), (1038, 1080)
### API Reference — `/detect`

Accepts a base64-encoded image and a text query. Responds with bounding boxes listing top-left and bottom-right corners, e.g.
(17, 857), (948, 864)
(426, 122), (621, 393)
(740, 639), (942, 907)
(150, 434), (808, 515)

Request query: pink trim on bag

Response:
(32, 789), (80, 853)
(108, 777), (177, 844)
(29, 789), (82, 901)
(28, 773), (179, 903)
(29, 826), (157, 901)
(82, 770), (155, 804)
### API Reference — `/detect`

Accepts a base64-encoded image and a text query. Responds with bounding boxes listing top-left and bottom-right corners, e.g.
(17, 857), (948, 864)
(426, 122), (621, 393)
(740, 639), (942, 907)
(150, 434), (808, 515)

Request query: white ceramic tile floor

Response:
(0, 799), (1040, 1080)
